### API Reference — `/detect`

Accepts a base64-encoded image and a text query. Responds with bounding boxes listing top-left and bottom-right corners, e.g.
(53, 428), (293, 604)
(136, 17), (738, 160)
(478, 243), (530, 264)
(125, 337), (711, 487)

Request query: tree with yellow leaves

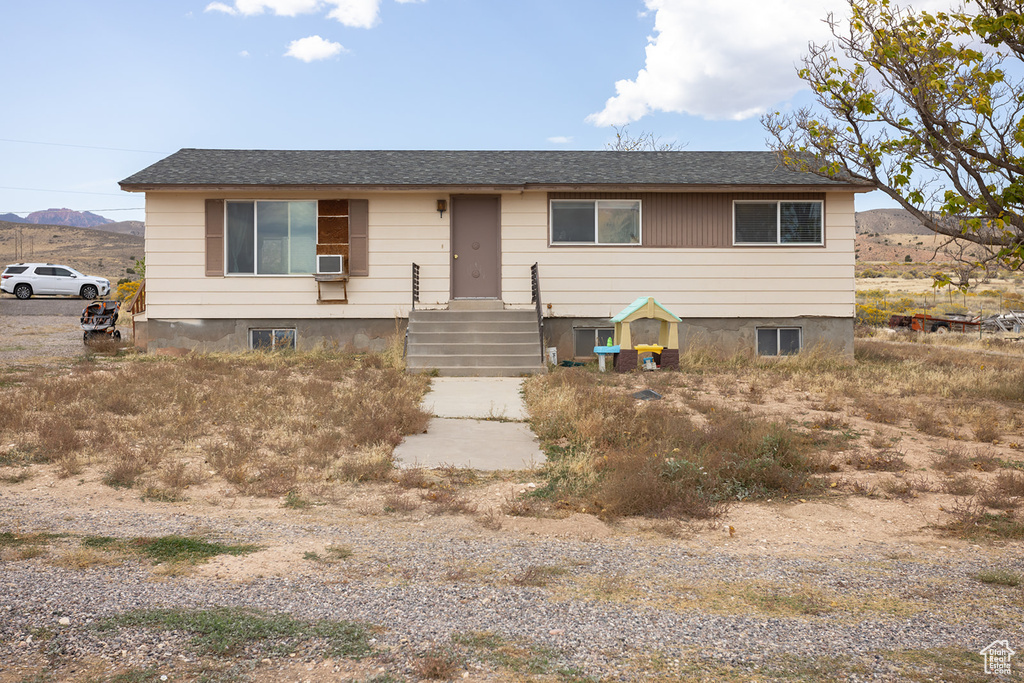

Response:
(764, 0), (1024, 277)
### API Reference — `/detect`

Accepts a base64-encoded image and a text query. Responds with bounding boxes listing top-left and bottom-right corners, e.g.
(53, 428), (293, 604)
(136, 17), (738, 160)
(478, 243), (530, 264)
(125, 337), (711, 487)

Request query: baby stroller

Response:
(81, 300), (121, 343)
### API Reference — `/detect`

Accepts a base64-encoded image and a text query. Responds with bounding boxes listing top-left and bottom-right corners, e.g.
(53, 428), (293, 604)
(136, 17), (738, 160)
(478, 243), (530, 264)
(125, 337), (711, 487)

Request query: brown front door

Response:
(451, 195), (500, 299)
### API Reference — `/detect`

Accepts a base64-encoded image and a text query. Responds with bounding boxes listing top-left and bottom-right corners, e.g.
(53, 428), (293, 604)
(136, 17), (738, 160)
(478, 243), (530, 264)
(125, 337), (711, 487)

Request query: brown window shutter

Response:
(348, 199), (368, 276)
(205, 199), (225, 277)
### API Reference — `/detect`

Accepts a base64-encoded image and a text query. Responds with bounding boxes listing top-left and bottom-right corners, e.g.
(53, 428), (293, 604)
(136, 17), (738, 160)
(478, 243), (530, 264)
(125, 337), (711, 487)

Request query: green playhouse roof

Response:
(610, 296), (682, 323)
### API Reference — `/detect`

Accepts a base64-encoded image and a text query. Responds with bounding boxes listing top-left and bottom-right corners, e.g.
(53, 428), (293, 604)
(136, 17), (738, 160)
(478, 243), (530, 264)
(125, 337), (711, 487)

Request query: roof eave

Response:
(120, 182), (874, 193)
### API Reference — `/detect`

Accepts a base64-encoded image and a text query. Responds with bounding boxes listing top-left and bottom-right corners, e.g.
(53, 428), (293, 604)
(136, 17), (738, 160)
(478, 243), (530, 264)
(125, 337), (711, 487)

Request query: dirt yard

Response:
(0, 314), (1022, 682)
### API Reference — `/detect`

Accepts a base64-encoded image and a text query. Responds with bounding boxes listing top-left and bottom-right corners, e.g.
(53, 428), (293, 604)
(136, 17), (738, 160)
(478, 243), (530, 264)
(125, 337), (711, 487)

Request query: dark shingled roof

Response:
(120, 149), (870, 190)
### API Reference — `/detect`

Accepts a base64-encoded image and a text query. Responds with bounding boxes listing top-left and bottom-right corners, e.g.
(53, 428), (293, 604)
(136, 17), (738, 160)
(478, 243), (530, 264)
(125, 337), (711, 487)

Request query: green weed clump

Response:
(523, 369), (828, 518)
(97, 607), (372, 658)
(128, 535), (261, 564)
(975, 569), (1022, 587)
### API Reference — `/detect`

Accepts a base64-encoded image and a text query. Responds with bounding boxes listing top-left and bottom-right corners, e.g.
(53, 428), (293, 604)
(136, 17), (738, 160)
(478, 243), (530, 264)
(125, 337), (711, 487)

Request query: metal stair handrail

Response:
(531, 262), (544, 362)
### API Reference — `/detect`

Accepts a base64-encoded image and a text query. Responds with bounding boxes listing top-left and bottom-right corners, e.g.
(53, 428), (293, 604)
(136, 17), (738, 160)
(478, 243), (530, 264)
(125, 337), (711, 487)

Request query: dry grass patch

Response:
(522, 339), (1024, 527)
(941, 497), (1024, 540)
(50, 547), (121, 569)
(941, 474), (979, 496)
(879, 474), (931, 499)
(381, 490), (421, 514)
(524, 368), (830, 519)
(413, 648), (464, 680)
(0, 350), (430, 497)
(421, 488), (477, 515)
(333, 442), (393, 483)
(847, 448), (907, 472)
(932, 444), (972, 473)
(509, 564), (569, 587)
(911, 406), (951, 437)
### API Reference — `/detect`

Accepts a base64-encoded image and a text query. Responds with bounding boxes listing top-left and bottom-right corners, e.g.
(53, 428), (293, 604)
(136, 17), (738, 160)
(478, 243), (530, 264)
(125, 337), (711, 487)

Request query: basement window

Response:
(249, 328), (296, 351)
(756, 327), (801, 356)
(574, 327), (615, 358)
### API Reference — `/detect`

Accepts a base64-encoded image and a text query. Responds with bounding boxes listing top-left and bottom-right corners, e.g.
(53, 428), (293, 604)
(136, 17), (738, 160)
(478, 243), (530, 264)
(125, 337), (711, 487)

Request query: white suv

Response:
(1, 263), (110, 300)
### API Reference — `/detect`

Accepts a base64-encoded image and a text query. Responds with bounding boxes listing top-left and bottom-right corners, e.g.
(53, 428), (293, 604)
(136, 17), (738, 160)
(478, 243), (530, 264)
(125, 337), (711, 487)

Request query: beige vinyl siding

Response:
(144, 192), (450, 319)
(548, 191), (827, 247)
(142, 189), (855, 321)
(502, 191), (855, 319)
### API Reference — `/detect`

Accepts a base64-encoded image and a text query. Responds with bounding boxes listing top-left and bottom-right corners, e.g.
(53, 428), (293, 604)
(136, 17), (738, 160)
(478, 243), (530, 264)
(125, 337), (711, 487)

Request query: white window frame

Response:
(549, 199), (642, 246)
(249, 328), (296, 351)
(225, 200), (318, 277)
(756, 327), (802, 356)
(732, 200), (824, 246)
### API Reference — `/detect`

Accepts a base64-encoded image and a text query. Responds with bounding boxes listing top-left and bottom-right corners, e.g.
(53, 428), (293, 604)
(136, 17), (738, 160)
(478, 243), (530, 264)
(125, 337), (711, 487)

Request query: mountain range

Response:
(0, 208), (143, 236)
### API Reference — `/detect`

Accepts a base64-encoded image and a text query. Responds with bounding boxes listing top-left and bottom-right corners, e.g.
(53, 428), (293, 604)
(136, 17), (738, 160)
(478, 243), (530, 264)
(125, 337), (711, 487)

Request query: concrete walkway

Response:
(394, 378), (544, 471)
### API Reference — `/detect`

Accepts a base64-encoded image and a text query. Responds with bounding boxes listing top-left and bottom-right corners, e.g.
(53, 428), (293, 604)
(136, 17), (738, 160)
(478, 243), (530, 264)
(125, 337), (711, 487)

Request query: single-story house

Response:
(119, 150), (871, 373)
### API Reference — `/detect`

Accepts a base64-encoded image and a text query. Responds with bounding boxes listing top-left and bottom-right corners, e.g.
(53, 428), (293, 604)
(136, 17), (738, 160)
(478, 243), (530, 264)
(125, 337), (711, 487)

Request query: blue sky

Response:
(0, 0), (939, 223)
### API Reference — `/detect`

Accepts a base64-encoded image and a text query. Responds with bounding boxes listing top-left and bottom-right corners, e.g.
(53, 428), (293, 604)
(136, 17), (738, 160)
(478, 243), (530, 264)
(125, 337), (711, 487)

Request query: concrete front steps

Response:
(406, 302), (546, 377)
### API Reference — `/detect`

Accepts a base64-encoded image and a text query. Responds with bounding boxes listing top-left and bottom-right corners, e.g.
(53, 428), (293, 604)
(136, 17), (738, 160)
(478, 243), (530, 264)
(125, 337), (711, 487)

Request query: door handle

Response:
(453, 254), (459, 259)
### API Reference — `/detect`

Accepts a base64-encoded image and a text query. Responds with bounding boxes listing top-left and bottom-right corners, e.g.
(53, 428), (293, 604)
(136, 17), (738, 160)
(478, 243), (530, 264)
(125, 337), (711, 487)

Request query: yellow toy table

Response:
(633, 344), (664, 355)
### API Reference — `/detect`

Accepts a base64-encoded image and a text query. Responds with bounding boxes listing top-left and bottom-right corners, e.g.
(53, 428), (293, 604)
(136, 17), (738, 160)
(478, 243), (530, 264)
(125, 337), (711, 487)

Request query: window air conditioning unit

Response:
(317, 254), (344, 274)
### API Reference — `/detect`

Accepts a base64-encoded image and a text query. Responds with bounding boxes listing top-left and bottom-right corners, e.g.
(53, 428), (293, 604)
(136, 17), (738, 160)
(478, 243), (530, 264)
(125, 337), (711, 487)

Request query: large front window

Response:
(551, 200), (641, 245)
(226, 201), (316, 274)
(734, 201), (823, 245)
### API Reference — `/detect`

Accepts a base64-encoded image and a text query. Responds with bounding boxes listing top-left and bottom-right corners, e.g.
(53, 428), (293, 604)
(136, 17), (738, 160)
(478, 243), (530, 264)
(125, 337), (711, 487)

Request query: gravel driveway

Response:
(1, 485), (1021, 682)
(0, 297), (131, 366)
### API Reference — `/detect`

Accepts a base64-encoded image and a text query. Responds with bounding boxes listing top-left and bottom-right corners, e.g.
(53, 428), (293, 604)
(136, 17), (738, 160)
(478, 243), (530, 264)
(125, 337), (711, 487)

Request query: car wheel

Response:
(13, 284), (31, 300)
(81, 285), (98, 300)
(83, 332), (91, 344)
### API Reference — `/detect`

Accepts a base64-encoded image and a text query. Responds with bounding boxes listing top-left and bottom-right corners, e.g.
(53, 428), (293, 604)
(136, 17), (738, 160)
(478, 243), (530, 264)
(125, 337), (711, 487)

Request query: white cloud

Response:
(547, 136), (573, 144)
(239, 50), (250, 57)
(285, 35), (345, 62)
(206, 0), (411, 27)
(325, 0), (380, 28)
(588, 0), (956, 124)
(204, 2), (238, 14)
(234, 0), (321, 16)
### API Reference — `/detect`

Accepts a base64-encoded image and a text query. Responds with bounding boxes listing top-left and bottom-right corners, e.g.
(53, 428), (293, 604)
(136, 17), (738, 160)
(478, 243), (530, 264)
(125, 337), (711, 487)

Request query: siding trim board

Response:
(547, 192), (826, 248)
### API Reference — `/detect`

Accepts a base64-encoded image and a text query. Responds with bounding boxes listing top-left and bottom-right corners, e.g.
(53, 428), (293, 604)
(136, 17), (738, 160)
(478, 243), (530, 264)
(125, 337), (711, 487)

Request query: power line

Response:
(0, 138), (166, 154)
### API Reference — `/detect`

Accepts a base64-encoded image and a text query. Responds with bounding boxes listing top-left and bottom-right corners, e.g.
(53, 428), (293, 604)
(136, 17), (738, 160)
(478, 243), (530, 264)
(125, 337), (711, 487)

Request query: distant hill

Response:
(0, 221), (144, 284)
(96, 220), (145, 236)
(856, 208), (933, 236)
(5, 208), (115, 228)
(0, 209), (144, 237)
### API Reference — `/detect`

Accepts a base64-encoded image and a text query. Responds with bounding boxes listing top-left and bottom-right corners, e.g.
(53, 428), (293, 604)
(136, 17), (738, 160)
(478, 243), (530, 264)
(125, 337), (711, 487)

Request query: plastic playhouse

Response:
(595, 296), (681, 371)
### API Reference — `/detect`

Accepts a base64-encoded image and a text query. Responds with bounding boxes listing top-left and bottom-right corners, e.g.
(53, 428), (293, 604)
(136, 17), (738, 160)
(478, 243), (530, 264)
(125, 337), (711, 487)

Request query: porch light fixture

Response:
(437, 199), (447, 217)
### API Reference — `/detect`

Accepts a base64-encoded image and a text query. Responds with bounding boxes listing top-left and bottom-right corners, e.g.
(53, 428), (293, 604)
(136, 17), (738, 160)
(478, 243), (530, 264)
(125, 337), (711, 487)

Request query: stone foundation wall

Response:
(542, 316), (853, 362)
(135, 314), (853, 360)
(134, 318), (402, 353)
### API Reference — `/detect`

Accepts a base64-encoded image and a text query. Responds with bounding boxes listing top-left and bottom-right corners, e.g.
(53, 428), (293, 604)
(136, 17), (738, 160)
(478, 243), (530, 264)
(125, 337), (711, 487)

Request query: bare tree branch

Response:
(606, 126), (686, 152)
